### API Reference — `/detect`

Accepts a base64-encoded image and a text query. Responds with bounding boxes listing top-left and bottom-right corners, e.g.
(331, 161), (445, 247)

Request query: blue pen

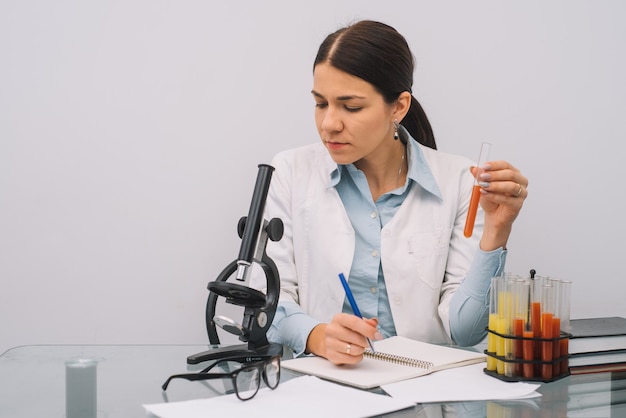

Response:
(338, 272), (376, 353)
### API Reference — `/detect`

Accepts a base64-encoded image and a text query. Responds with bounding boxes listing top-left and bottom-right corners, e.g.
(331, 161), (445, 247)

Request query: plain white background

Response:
(1, 1), (625, 355)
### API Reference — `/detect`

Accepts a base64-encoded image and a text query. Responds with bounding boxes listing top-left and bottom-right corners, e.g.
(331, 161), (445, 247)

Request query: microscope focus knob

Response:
(237, 216), (247, 239)
(267, 218), (283, 242)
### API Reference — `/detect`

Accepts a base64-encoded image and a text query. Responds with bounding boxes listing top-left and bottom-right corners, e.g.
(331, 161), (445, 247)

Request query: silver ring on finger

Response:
(346, 343), (352, 355)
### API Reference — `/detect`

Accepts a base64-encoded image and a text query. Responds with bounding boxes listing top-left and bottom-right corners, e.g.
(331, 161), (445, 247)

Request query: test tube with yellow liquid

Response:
(486, 276), (501, 372)
(500, 277), (515, 377)
(493, 276), (509, 375)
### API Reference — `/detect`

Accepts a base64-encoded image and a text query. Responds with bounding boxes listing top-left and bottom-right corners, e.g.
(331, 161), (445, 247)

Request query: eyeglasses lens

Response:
(235, 366), (261, 400)
(265, 357), (280, 389)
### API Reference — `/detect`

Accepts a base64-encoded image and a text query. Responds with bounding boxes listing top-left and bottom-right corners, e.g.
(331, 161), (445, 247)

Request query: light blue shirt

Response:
(267, 138), (506, 355)
(332, 152), (410, 339)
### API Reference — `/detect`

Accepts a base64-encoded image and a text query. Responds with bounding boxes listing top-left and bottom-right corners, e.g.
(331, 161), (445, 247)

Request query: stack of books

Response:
(568, 316), (626, 375)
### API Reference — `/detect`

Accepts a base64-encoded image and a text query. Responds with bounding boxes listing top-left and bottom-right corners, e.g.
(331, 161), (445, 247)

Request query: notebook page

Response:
(282, 336), (486, 389)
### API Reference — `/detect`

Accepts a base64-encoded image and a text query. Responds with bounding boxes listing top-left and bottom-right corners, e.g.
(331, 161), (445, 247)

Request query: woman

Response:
(251, 20), (528, 365)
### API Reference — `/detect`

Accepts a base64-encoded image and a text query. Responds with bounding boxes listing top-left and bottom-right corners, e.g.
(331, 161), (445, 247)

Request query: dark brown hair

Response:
(314, 20), (436, 150)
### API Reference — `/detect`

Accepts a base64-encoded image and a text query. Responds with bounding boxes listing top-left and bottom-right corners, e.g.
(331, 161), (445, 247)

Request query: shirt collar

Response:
(327, 128), (442, 200)
(405, 131), (442, 199)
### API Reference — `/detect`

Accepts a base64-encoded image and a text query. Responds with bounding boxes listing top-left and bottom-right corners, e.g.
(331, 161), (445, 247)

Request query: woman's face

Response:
(312, 63), (396, 166)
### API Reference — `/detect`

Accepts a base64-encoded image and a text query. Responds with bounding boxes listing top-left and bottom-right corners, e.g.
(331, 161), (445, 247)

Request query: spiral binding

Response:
(364, 349), (434, 369)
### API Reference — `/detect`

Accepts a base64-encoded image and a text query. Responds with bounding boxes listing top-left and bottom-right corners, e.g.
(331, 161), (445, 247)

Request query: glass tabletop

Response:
(1, 344), (625, 417)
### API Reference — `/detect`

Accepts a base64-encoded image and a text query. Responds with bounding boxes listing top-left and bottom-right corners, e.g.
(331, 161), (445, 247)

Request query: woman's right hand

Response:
(306, 314), (381, 365)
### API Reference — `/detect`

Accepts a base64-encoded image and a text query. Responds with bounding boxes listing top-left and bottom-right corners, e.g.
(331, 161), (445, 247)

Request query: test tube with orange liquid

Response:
(540, 283), (556, 380)
(512, 278), (529, 377)
(464, 142), (492, 238)
(521, 278), (536, 378)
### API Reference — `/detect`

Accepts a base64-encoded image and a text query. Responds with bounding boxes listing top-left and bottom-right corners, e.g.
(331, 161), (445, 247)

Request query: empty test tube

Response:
(557, 280), (572, 375)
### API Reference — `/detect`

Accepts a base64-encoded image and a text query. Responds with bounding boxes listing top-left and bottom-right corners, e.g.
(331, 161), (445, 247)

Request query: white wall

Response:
(1, 0), (625, 354)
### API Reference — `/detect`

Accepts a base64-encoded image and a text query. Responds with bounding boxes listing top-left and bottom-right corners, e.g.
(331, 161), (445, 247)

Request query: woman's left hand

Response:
(471, 160), (528, 251)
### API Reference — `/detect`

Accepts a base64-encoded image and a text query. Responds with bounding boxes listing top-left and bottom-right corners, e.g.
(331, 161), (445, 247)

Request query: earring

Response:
(393, 120), (400, 140)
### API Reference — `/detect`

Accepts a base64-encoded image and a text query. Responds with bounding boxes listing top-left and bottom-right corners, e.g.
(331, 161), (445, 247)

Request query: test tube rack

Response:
(484, 328), (571, 383)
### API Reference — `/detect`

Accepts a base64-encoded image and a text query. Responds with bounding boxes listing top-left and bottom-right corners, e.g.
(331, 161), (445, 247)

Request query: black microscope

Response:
(187, 164), (284, 364)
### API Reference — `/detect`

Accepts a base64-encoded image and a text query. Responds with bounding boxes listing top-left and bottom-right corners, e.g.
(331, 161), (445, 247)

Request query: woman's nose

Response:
(320, 107), (343, 133)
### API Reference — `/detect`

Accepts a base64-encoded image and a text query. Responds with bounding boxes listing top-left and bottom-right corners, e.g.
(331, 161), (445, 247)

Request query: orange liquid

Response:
(531, 302), (541, 335)
(552, 317), (561, 377)
(531, 302), (541, 375)
(522, 330), (534, 378)
(463, 185), (481, 237)
(541, 312), (554, 379)
(513, 318), (524, 376)
(560, 337), (569, 375)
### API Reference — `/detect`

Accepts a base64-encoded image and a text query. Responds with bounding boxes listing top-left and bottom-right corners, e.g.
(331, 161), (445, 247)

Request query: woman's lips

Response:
(326, 141), (348, 151)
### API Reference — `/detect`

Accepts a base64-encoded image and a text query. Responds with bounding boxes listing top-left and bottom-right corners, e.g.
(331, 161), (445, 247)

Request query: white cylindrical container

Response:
(65, 358), (97, 418)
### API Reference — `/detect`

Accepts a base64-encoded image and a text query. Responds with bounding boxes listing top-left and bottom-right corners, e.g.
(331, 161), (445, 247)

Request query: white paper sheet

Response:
(143, 375), (415, 418)
(381, 363), (542, 403)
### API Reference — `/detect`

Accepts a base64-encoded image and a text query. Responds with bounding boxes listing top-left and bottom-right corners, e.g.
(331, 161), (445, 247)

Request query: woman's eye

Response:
(315, 102), (328, 109)
(345, 106), (362, 112)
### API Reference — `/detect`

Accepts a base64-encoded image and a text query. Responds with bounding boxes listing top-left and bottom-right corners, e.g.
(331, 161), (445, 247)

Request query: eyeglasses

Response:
(161, 354), (281, 401)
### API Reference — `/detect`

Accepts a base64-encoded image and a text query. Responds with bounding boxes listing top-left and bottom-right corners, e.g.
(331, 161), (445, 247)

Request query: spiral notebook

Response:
(282, 336), (486, 389)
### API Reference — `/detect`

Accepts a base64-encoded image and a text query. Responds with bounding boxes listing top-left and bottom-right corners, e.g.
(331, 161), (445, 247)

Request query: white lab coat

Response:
(252, 141), (482, 345)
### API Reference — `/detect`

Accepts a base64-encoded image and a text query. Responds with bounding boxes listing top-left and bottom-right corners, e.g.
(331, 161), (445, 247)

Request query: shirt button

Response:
(370, 211), (377, 219)
(393, 296), (401, 305)
(370, 287), (377, 294)
(371, 250), (378, 257)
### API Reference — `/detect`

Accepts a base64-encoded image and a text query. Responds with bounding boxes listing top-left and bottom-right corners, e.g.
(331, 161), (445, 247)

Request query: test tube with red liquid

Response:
(464, 142), (492, 238)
